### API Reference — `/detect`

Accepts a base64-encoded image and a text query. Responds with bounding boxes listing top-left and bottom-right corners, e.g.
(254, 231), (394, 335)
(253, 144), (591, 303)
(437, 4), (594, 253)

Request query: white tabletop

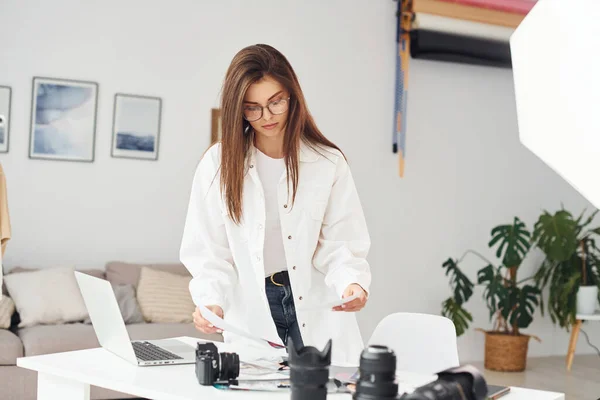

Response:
(16, 336), (564, 400)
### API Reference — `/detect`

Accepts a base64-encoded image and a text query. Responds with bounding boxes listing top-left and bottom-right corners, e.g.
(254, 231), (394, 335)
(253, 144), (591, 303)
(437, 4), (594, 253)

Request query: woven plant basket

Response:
(476, 329), (541, 372)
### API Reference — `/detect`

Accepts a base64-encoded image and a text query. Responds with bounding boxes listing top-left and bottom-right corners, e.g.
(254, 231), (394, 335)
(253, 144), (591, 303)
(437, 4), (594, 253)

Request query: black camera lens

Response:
(288, 338), (332, 400)
(218, 352), (240, 382)
(354, 345), (399, 400)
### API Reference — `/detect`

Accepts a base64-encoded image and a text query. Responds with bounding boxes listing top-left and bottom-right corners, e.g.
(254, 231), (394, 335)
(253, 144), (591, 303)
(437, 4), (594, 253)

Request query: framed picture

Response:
(0, 86), (11, 153)
(111, 93), (162, 160)
(211, 108), (222, 145)
(29, 77), (98, 162)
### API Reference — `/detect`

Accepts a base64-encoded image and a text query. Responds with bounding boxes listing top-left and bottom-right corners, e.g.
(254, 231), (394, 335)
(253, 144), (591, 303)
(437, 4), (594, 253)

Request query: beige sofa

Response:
(0, 261), (222, 400)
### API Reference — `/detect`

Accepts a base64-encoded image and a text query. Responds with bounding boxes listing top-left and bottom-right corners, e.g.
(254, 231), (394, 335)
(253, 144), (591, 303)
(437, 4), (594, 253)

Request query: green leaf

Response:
(499, 285), (518, 322)
(508, 285), (541, 329)
(442, 297), (473, 337)
(477, 264), (508, 320)
(535, 259), (553, 287)
(488, 217), (531, 267)
(532, 210), (579, 262)
(580, 238), (598, 286)
(442, 258), (474, 305)
(589, 253), (600, 286)
(546, 258), (580, 328)
(533, 258), (559, 317)
(576, 209), (598, 233)
(587, 238), (598, 254)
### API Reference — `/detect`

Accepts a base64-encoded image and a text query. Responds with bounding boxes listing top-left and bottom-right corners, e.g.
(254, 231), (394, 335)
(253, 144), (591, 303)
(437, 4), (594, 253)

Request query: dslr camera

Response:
(353, 345), (488, 400)
(195, 342), (240, 386)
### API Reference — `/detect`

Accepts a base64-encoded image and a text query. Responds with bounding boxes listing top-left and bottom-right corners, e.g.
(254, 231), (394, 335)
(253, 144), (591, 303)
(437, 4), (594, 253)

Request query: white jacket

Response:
(180, 141), (372, 366)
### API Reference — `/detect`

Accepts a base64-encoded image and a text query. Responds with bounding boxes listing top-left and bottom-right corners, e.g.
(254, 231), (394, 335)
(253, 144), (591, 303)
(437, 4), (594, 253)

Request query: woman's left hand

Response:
(332, 283), (368, 312)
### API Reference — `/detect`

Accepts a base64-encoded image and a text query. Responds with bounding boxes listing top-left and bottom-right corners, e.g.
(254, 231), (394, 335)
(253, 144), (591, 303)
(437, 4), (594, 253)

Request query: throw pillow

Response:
(4, 266), (89, 328)
(0, 295), (15, 329)
(113, 283), (145, 324)
(136, 266), (195, 323)
(3, 267), (104, 296)
(83, 283), (144, 325)
(105, 261), (190, 289)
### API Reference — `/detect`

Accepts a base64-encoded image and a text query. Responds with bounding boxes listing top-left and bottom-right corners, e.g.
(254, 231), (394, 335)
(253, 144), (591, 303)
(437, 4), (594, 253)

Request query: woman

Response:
(180, 44), (372, 366)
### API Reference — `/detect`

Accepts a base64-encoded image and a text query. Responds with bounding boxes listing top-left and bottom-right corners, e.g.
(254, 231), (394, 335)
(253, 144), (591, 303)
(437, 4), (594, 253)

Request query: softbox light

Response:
(510, 0), (600, 208)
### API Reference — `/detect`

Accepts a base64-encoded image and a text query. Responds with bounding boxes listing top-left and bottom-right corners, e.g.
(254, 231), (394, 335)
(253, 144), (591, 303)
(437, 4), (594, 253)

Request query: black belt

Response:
(266, 271), (290, 287)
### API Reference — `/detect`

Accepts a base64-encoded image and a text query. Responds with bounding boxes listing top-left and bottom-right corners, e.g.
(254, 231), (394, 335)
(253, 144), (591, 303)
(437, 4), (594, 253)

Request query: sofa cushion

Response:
(137, 267), (195, 323)
(5, 267), (89, 328)
(0, 295), (15, 329)
(0, 329), (23, 365)
(126, 322), (223, 343)
(2, 266), (104, 297)
(83, 283), (144, 325)
(4, 268), (105, 330)
(105, 261), (190, 289)
(19, 323), (99, 357)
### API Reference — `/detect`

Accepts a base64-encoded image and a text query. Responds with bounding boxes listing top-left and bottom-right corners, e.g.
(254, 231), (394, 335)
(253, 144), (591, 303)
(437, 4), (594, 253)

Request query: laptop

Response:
(74, 271), (196, 366)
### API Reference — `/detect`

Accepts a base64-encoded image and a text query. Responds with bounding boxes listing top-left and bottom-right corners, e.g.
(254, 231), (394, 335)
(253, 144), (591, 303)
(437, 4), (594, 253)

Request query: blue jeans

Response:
(265, 280), (304, 351)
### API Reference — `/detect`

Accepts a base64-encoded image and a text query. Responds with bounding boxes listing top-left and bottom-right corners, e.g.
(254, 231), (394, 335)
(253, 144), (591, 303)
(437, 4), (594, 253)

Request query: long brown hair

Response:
(220, 44), (342, 224)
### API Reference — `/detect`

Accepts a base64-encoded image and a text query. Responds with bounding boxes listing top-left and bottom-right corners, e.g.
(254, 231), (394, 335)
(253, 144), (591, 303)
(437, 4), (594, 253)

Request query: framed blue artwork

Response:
(111, 93), (162, 161)
(29, 77), (98, 162)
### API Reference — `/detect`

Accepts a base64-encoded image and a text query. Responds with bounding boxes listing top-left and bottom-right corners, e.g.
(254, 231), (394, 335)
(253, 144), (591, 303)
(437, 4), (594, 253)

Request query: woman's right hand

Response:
(192, 305), (224, 334)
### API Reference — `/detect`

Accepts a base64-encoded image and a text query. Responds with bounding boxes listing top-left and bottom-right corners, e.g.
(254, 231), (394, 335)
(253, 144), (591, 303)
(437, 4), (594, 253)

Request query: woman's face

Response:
(243, 75), (289, 140)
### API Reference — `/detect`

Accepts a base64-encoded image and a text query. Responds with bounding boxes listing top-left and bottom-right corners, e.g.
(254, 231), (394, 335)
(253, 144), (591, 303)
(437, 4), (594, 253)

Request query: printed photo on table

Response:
(28, 77), (98, 162)
(111, 93), (162, 160)
(0, 86), (11, 153)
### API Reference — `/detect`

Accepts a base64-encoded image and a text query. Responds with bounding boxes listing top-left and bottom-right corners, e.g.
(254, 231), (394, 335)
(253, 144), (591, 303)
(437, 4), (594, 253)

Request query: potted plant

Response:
(532, 208), (600, 326)
(441, 217), (542, 372)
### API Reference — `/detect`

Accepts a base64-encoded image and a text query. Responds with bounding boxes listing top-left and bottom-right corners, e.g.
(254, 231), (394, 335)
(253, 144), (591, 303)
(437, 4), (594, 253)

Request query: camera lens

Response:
(354, 345), (398, 400)
(218, 352), (240, 382)
(288, 338), (332, 400)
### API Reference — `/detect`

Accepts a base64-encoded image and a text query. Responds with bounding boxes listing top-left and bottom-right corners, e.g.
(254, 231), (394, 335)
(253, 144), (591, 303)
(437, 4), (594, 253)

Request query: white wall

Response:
(1, 0), (597, 362)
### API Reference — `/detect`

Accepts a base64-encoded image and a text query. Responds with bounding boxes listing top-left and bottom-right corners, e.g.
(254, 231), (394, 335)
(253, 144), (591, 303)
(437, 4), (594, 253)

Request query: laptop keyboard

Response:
(132, 341), (183, 361)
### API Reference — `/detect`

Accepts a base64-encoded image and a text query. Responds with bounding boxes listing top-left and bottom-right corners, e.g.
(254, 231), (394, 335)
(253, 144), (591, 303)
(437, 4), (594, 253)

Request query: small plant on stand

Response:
(441, 217), (542, 372)
(532, 208), (600, 327)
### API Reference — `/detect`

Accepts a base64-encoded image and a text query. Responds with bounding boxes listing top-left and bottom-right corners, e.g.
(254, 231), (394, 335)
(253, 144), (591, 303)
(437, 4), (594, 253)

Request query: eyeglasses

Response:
(243, 97), (290, 122)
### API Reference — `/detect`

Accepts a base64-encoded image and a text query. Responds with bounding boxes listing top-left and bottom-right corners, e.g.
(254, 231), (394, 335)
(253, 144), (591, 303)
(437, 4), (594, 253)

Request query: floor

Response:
(469, 354), (600, 400)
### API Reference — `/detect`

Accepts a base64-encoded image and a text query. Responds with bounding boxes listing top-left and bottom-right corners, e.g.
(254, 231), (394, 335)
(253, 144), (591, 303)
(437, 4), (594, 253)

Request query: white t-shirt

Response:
(255, 149), (288, 277)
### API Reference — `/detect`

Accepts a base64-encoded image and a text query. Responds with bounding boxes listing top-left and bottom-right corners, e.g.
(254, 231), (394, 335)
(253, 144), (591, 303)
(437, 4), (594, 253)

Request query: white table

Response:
(17, 336), (565, 400)
(566, 311), (600, 371)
